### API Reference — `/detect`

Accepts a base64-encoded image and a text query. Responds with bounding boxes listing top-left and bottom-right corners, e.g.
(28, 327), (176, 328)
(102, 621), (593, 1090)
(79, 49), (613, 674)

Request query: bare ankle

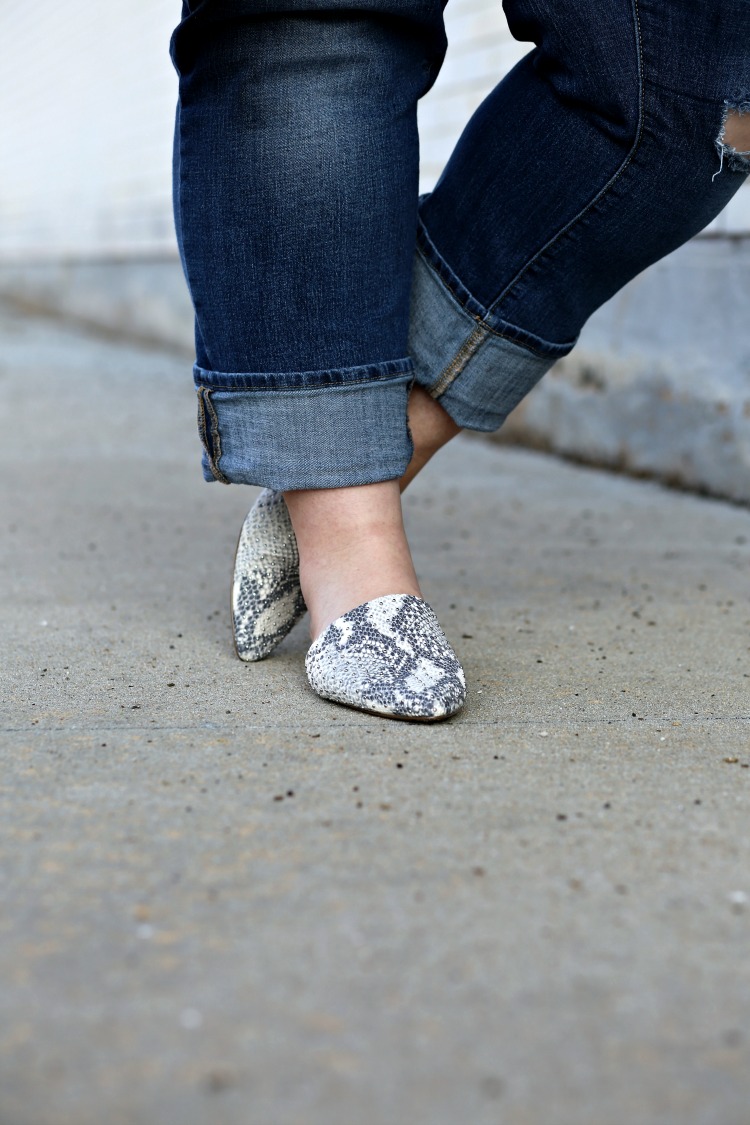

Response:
(283, 480), (421, 638)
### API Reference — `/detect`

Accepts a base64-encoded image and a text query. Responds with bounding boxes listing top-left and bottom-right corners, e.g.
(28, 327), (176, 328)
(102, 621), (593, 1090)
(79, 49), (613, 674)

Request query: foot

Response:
(283, 479), (421, 639)
(231, 386), (460, 660)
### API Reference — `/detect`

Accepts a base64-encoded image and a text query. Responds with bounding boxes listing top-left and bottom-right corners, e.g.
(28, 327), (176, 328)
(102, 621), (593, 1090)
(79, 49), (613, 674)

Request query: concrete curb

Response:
(497, 236), (750, 503)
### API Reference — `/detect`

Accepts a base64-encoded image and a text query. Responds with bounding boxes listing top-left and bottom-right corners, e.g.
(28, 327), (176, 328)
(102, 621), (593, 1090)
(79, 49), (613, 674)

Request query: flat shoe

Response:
(232, 489), (306, 662)
(305, 594), (466, 721)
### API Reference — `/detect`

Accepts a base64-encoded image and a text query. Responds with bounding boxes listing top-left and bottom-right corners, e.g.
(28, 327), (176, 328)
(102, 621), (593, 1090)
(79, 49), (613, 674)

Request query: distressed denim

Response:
(171, 0), (750, 490)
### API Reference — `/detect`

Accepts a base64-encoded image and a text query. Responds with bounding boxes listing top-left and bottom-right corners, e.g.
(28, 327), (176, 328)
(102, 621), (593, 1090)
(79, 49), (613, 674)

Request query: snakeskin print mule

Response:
(232, 489), (306, 661)
(305, 594), (466, 721)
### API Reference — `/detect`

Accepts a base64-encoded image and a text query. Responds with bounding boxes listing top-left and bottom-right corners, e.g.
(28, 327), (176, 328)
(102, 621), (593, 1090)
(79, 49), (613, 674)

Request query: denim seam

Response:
(486, 0), (645, 315)
(193, 375), (412, 395)
(196, 387), (230, 485)
(428, 324), (491, 401)
(415, 242), (575, 359)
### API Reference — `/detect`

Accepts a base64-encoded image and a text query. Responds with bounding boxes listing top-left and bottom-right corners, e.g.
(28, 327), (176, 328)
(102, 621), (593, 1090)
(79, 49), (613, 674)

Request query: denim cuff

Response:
(193, 359), (414, 490)
(409, 226), (575, 432)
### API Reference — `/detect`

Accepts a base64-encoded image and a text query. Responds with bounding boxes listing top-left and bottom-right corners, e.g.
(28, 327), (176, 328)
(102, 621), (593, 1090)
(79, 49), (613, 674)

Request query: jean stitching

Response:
(429, 324), (489, 400)
(487, 0), (645, 315)
(197, 387), (230, 485)
(196, 386), (209, 451)
(194, 374), (412, 394)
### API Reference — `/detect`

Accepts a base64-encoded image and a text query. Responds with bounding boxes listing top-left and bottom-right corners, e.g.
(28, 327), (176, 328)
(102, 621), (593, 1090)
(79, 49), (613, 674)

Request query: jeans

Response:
(170, 0), (750, 491)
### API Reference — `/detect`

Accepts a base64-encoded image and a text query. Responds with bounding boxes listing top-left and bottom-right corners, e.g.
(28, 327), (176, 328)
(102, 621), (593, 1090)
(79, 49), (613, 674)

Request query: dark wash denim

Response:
(171, 0), (750, 490)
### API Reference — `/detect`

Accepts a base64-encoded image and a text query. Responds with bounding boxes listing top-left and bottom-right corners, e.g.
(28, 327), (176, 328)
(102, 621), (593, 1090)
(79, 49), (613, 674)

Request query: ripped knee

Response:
(714, 103), (750, 179)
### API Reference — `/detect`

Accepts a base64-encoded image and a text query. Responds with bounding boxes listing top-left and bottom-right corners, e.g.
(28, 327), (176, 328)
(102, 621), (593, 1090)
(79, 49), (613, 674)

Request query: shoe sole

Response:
(307, 687), (463, 723)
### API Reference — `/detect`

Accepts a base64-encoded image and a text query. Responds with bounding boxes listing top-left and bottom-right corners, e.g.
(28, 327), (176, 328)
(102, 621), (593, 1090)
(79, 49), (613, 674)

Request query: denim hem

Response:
(408, 247), (573, 433)
(194, 361), (414, 490)
(415, 218), (577, 360)
(193, 356), (413, 392)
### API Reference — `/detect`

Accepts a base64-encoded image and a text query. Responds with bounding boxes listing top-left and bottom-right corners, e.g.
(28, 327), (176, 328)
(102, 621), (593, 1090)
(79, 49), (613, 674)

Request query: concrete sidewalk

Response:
(1, 303), (750, 1125)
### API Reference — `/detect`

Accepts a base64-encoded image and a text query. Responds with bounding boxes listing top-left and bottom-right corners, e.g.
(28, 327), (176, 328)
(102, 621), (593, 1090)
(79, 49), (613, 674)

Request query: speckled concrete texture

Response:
(1, 305), (750, 1125)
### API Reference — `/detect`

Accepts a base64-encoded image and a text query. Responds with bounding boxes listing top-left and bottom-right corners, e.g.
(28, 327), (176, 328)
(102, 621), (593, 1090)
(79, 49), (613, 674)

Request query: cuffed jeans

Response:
(170, 0), (750, 491)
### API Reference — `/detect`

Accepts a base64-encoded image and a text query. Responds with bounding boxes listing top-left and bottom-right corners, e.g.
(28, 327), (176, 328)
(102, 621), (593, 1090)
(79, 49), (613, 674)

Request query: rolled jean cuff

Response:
(193, 359), (414, 490)
(408, 226), (576, 432)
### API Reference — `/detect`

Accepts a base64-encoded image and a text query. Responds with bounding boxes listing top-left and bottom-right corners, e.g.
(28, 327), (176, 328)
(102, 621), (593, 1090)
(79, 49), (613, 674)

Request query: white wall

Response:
(1, 0), (747, 261)
(0, 1), (178, 258)
(418, 0), (527, 188)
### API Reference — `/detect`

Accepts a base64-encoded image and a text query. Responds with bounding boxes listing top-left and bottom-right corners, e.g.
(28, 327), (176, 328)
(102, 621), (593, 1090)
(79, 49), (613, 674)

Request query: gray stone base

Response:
(0, 255), (194, 354)
(498, 237), (750, 503)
